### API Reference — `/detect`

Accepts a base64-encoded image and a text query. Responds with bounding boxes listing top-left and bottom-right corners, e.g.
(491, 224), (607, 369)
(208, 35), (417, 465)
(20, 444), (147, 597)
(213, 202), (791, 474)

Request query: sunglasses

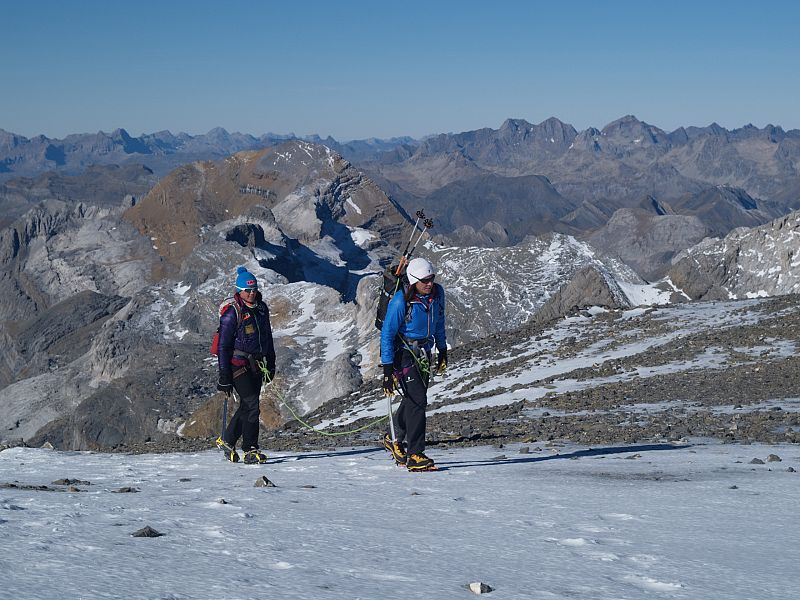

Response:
(240, 288), (258, 294)
(418, 275), (435, 284)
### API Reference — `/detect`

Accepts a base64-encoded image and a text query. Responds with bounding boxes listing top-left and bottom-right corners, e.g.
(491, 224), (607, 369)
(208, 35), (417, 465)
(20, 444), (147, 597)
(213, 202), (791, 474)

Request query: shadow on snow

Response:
(434, 443), (693, 471)
(264, 443), (691, 470)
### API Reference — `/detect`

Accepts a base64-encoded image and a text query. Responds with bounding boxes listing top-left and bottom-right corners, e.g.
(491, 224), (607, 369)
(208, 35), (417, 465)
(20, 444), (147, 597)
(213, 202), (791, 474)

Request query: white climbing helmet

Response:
(406, 257), (436, 284)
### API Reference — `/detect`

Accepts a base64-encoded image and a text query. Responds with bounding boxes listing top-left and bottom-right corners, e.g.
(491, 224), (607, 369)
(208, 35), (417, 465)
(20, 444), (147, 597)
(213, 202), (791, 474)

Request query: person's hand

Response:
(382, 364), (396, 396)
(435, 349), (447, 375)
(217, 370), (233, 395)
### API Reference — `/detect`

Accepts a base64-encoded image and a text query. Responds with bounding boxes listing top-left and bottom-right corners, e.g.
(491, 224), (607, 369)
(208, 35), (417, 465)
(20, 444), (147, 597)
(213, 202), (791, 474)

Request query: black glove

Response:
(382, 364), (396, 396)
(435, 348), (447, 375)
(217, 370), (233, 394)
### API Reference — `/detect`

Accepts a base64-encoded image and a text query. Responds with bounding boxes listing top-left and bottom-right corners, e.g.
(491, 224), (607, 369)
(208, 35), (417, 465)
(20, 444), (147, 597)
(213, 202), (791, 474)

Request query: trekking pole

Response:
(395, 210), (426, 275)
(406, 218), (434, 258)
(403, 210), (425, 256)
(387, 392), (397, 443)
(221, 392), (230, 439)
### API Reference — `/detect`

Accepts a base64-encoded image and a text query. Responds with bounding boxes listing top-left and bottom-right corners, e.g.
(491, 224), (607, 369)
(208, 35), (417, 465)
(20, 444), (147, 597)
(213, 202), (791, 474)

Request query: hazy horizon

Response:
(3, 112), (800, 143)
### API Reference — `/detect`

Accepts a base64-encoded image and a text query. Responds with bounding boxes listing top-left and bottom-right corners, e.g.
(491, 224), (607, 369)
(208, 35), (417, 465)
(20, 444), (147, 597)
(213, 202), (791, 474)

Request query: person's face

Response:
(240, 288), (258, 301)
(414, 275), (434, 294)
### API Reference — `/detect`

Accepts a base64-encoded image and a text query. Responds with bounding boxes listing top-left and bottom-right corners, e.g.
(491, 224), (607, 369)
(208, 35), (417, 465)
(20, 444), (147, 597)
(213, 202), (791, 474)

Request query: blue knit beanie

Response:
(235, 266), (258, 290)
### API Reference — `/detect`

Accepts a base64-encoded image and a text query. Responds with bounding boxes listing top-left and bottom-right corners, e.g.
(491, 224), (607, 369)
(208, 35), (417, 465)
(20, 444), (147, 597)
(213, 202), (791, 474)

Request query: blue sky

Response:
(2, 0), (798, 140)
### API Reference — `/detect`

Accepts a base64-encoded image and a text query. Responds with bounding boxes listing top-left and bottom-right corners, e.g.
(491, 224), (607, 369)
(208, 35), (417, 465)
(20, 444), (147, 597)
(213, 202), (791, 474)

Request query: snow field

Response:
(1, 442), (798, 599)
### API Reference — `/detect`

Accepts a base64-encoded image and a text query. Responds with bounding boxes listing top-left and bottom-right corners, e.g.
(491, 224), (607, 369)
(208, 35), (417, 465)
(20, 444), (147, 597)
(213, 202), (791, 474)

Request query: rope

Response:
(400, 337), (431, 388)
(279, 393), (389, 437)
(257, 360), (390, 437)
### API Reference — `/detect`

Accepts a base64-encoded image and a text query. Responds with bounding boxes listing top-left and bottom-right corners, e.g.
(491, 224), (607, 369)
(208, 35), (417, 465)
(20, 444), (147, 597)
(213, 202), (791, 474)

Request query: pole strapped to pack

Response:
(395, 211), (434, 275)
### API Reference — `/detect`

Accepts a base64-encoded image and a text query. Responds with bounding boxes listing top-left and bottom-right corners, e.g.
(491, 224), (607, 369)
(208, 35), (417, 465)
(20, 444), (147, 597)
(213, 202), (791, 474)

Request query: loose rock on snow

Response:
(467, 581), (494, 594)
(131, 526), (164, 538)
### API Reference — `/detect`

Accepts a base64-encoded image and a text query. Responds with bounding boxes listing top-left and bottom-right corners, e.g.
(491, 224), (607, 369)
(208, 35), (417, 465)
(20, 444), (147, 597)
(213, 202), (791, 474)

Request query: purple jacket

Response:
(217, 292), (276, 375)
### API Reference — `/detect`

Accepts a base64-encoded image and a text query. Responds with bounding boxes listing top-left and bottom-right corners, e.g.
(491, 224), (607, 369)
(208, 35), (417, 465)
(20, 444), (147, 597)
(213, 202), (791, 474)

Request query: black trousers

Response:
(392, 347), (431, 455)
(224, 366), (263, 451)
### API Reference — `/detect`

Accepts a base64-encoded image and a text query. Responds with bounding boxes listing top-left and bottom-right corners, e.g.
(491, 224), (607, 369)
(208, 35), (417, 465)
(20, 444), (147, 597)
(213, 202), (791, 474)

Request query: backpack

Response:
(374, 265), (409, 330)
(210, 297), (242, 356)
(374, 266), (439, 331)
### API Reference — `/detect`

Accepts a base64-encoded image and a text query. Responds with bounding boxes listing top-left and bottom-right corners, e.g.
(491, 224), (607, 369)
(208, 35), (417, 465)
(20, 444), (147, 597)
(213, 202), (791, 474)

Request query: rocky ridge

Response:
(667, 210), (800, 300)
(0, 127), (417, 182)
(363, 116), (797, 279)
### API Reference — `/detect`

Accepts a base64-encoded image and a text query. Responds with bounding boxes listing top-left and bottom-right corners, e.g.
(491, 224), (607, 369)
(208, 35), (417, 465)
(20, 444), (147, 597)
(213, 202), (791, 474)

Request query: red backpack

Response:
(210, 298), (242, 356)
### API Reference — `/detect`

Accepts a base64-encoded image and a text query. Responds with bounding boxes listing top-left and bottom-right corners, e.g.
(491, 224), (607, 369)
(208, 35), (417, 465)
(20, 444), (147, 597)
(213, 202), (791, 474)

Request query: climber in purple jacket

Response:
(215, 266), (276, 464)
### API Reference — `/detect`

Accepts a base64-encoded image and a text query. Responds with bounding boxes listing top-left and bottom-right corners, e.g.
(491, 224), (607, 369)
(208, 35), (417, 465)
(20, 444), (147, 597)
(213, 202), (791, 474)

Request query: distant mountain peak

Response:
(499, 118), (534, 132)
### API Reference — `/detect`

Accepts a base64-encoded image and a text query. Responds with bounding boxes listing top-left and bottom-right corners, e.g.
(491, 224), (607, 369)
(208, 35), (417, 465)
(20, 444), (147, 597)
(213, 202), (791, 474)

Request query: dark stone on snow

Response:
(52, 478), (90, 486)
(131, 526), (163, 537)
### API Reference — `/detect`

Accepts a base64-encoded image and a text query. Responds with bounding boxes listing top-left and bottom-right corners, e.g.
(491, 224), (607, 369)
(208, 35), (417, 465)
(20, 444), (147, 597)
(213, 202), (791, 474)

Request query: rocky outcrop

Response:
(589, 208), (711, 280)
(0, 164), (156, 229)
(588, 185), (781, 280)
(124, 140), (407, 278)
(0, 200), (153, 321)
(419, 173), (580, 243)
(434, 222), (510, 247)
(667, 210), (800, 300)
(531, 266), (632, 324)
(410, 233), (643, 347)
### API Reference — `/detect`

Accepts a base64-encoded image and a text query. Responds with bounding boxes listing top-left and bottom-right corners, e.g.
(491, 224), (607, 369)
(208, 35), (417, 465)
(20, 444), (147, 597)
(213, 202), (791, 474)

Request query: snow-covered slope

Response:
(308, 295), (799, 449)
(1, 442), (798, 599)
(423, 233), (658, 345)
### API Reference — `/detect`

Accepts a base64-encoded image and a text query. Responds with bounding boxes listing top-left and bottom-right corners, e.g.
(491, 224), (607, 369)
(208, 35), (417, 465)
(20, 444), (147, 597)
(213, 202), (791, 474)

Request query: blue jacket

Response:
(380, 283), (446, 365)
(217, 292), (276, 374)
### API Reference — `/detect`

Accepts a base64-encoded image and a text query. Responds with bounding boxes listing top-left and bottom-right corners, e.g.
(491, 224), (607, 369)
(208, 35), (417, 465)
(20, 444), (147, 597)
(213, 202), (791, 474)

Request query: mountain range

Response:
(4, 116), (797, 280)
(0, 114), (798, 451)
(0, 126), (414, 182)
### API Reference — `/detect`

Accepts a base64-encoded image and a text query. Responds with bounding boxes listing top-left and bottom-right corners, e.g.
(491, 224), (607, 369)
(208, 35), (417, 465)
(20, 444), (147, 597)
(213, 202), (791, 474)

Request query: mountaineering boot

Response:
(243, 449), (268, 464)
(216, 436), (239, 463)
(383, 432), (407, 465)
(406, 453), (436, 472)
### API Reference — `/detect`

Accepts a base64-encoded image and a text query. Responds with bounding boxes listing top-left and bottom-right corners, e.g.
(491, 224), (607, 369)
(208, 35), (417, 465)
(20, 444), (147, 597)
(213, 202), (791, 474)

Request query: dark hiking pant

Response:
(224, 366), (263, 451)
(392, 346), (431, 455)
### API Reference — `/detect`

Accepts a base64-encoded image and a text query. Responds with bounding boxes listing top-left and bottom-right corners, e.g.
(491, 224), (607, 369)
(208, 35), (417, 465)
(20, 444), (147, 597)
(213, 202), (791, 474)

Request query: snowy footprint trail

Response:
(1, 442), (798, 599)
